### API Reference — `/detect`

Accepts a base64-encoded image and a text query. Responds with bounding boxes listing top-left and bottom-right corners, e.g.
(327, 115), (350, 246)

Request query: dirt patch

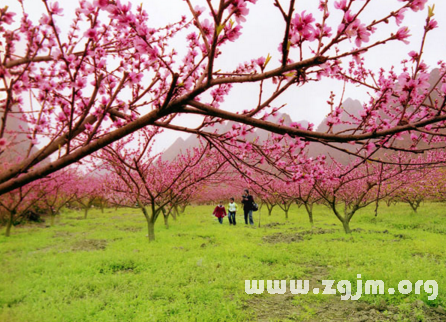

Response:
(172, 246), (188, 251)
(197, 235), (217, 245)
(393, 233), (412, 239)
(245, 265), (446, 321)
(262, 232), (304, 244)
(411, 252), (442, 264)
(263, 222), (286, 228)
(111, 213), (137, 219)
(71, 239), (107, 251)
(302, 298), (446, 322)
(99, 260), (139, 274)
(350, 228), (392, 235)
(244, 292), (299, 321)
(116, 225), (141, 232)
(52, 231), (74, 238)
(245, 266), (329, 321)
(263, 228), (339, 244)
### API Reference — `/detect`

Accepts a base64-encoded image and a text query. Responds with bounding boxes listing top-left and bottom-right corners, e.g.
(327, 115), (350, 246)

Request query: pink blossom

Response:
(39, 14), (50, 25)
(50, 2), (64, 15)
(344, 10), (356, 24)
(0, 138), (7, 150)
(194, 5), (205, 16)
(255, 56), (266, 68)
(84, 28), (98, 40)
(292, 10), (315, 32)
(187, 32), (197, 41)
(426, 19), (438, 31)
(326, 115), (340, 126)
(128, 72), (143, 85)
(416, 72), (430, 90)
(74, 77), (87, 90)
(113, 119), (124, 127)
(200, 19), (214, 39)
(354, 22), (370, 47)
(148, 47), (159, 61)
(395, 27), (411, 44)
(408, 51), (419, 62)
(229, 0), (250, 24)
(85, 123), (94, 132)
(94, 0), (110, 9)
(116, 0), (132, 14)
(57, 112), (67, 122)
(291, 11), (316, 42)
(0, 8), (16, 24)
(334, 0), (347, 11)
(314, 25), (332, 39)
(224, 24), (242, 42)
(404, 0), (428, 12)
(394, 8), (407, 26)
(365, 142), (375, 153)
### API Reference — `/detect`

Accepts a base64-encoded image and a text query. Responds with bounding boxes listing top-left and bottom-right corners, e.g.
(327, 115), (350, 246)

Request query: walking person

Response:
(242, 189), (255, 226)
(228, 198), (238, 225)
(213, 201), (227, 224)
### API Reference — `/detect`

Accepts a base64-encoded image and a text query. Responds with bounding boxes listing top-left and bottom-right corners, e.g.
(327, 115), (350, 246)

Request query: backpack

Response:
(252, 202), (259, 212)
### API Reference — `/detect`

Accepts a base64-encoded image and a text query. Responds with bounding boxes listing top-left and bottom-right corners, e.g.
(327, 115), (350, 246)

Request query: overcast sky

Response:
(6, 0), (446, 153)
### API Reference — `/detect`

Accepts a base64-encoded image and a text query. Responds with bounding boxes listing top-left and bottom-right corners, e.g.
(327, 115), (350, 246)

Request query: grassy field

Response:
(1, 203), (446, 321)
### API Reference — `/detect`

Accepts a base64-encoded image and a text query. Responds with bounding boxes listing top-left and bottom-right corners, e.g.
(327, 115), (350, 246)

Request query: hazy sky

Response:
(5, 0), (446, 153)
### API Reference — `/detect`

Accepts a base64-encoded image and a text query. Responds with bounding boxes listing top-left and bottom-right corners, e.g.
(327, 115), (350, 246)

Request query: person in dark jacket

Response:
(241, 189), (255, 225)
(213, 201), (227, 224)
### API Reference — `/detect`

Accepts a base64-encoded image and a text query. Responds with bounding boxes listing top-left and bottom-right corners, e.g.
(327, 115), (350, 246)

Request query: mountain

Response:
(0, 109), (40, 164)
(306, 98), (363, 164)
(306, 68), (444, 163)
(161, 112), (304, 161)
(161, 68), (443, 163)
(162, 137), (199, 161)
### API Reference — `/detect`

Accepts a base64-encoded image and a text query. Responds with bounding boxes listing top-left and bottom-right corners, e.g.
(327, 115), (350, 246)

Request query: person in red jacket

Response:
(213, 201), (227, 224)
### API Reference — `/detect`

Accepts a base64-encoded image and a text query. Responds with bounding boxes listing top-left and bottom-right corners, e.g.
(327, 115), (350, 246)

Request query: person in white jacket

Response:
(228, 198), (238, 225)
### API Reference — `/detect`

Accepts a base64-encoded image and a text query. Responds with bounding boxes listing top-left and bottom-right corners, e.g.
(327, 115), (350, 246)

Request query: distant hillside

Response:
(307, 69), (443, 163)
(0, 110), (39, 164)
(306, 97), (363, 164)
(161, 112), (307, 161)
(162, 68), (442, 163)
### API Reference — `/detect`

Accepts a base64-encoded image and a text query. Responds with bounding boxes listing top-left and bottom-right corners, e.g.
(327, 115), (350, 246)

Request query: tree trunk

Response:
(285, 209), (288, 219)
(50, 214), (56, 226)
(342, 219), (351, 234)
(148, 218), (155, 242)
(304, 203), (314, 225)
(171, 207), (177, 221)
(266, 204), (273, 216)
(141, 205), (156, 242)
(84, 207), (89, 219)
(164, 214), (169, 229)
(5, 211), (14, 237)
(408, 201), (420, 213)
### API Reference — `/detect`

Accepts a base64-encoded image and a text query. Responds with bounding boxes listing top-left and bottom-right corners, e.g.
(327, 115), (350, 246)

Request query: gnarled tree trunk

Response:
(5, 210), (15, 237)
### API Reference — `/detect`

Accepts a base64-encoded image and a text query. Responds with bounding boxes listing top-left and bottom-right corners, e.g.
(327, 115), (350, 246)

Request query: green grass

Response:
(1, 202), (446, 321)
